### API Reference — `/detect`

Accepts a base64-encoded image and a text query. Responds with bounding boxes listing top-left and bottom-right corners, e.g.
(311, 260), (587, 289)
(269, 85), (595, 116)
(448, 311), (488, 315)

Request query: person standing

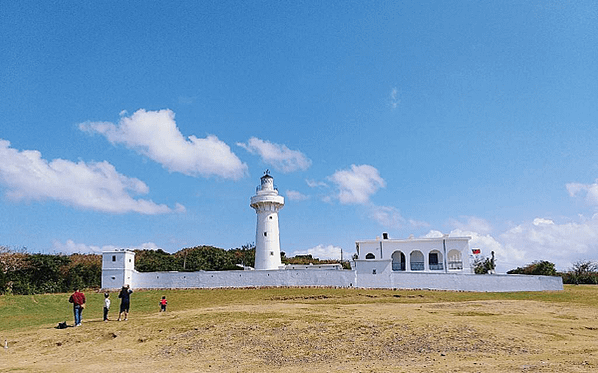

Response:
(68, 288), (86, 326)
(117, 284), (133, 321)
(159, 296), (167, 312)
(103, 292), (111, 322)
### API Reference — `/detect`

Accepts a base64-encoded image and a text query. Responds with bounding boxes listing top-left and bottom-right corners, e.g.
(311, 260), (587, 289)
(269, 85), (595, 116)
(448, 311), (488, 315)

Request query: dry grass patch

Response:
(2, 286), (598, 372)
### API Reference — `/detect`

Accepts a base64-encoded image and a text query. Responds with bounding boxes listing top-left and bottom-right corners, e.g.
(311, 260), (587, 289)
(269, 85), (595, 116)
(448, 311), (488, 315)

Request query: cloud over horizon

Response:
(80, 109), (248, 180)
(437, 214), (598, 272)
(52, 240), (164, 254)
(291, 244), (344, 261)
(0, 139), (180, 214)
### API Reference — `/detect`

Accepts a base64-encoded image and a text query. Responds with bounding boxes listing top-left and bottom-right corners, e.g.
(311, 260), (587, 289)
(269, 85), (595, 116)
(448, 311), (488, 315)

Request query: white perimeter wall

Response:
(353, 260), (563, 291)
(129, 269), (356, 290)
(106, 267), (563, 292)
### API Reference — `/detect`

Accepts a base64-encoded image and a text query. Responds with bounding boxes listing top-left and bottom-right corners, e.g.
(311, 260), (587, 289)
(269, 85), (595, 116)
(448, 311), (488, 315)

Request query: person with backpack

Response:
(117, 284), (133, 321)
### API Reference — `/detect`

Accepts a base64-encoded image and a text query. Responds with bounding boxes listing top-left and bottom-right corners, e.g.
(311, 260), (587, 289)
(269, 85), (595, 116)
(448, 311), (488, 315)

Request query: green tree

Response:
(135, 249), (180, 272)
(27, 254), (71, 293)
(562, 260), (598, 284)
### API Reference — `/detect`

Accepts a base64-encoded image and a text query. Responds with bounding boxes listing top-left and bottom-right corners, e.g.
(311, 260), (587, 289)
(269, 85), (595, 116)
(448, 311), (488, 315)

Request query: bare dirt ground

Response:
(2, 294), (598, 372)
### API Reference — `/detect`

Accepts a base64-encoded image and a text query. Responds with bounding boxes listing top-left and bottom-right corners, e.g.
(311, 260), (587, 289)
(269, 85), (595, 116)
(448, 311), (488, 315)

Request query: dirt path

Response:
(2, 299), (598, 372)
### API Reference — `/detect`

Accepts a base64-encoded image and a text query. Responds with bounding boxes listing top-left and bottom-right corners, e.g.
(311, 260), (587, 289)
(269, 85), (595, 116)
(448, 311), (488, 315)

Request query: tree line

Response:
(0, 244), (349, 295)
(0, 247), (101, 295)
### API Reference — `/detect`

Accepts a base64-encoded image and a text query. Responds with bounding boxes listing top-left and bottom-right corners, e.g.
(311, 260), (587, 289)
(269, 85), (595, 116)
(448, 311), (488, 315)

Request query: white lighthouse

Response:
(250, 170), (284, 270)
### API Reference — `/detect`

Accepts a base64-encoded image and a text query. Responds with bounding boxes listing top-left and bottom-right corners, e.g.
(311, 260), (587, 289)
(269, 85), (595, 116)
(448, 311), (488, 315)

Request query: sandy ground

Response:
(2, 297), (598, 372)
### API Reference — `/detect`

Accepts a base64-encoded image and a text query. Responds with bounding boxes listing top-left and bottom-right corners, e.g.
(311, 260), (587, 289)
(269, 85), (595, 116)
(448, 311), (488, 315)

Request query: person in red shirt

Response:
(68, 288), (86, 326)
(159, 296), (167, 312)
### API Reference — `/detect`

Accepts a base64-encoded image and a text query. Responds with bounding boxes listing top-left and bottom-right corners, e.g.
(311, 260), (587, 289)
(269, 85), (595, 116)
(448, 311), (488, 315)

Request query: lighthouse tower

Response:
(250, 170), (284, 270)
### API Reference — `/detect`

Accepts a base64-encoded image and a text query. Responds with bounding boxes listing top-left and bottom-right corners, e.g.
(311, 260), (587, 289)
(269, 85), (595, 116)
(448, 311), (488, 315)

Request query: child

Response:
(103, 292), (110, 322)
(159, 296), (167, 312)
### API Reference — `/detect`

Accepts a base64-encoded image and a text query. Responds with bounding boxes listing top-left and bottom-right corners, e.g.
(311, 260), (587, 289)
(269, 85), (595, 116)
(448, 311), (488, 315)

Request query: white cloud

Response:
(369, 205), (427, 229)
(306, 179), (328, 188)
(286, 190), (309, 201)
(423, 230), (445, 238)
(390, 87), (400, 109)
(237, 137), (311, 173)
(500, 215), (598, 271)
(429, 214), (598, 272)
(52, 240), (164, 254)
(566, 181), (598, 206)
(0, 139), (179, 214)
(328, 164), (385, 205)
(53, 240), (104, 254)
(79, 109), (248, 180)
(369, 205), (406, 228)
(291, 244), (344, 260)
(408, 219), (430, 229)
(449, 216), (493, 235)
(136, 242), (163, 250)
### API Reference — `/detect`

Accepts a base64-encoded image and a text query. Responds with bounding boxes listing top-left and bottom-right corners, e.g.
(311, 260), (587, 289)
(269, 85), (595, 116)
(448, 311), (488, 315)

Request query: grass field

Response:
(1, 285), (598, 372)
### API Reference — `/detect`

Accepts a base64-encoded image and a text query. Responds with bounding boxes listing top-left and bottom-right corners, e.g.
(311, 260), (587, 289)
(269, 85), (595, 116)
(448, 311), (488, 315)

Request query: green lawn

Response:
(1, 285), (595, 332)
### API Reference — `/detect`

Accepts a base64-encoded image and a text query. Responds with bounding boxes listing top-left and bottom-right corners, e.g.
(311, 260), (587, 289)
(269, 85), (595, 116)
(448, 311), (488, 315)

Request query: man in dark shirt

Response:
(68, 288), (86, 326)
(117, 284), (133, 321)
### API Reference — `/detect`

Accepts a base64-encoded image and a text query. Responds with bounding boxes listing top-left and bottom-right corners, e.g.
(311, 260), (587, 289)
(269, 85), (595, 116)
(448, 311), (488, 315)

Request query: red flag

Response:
(472, 248), (481, 254)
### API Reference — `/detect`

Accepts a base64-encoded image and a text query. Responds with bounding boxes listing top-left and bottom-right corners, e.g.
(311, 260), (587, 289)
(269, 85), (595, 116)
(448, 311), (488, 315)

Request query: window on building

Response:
(112, 255), (116, 262)
(264, 232), (268, 237)
(429, 253), (439, 265)
(365, 253), (375, 259)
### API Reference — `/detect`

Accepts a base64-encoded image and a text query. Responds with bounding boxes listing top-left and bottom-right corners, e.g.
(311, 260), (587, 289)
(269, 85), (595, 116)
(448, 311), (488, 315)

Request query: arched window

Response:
(391, 251), (405, 271)
(365, 253), (375, 259)
(448, 249), (463, 270)
(429, 250), (443, 270)
(410, 251), (424, 271)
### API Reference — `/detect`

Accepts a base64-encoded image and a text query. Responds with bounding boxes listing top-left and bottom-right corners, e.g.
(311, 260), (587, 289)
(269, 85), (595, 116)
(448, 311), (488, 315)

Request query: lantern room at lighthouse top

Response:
(250, 170), (284, 207)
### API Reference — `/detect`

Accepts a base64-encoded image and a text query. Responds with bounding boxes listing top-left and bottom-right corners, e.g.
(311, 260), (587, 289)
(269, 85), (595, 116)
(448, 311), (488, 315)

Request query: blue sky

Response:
(1, 1), (597, 272)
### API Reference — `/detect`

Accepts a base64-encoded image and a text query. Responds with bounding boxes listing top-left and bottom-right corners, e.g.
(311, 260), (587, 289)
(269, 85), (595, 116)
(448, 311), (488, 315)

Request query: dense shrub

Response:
(507, 260), (557, 276)
(0, 247), (101, 295)
(559, 260), (598, 284)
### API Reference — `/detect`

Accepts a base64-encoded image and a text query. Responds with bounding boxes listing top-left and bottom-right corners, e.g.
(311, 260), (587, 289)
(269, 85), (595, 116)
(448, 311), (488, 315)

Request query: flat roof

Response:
(356, 236), (471, 244)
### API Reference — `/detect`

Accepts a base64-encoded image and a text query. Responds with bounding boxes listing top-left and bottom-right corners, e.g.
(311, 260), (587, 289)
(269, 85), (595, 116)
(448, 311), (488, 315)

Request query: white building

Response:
(354, 233), (470, 274)
(250, 171), (284, 270)
(101, 249), (135, 289)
